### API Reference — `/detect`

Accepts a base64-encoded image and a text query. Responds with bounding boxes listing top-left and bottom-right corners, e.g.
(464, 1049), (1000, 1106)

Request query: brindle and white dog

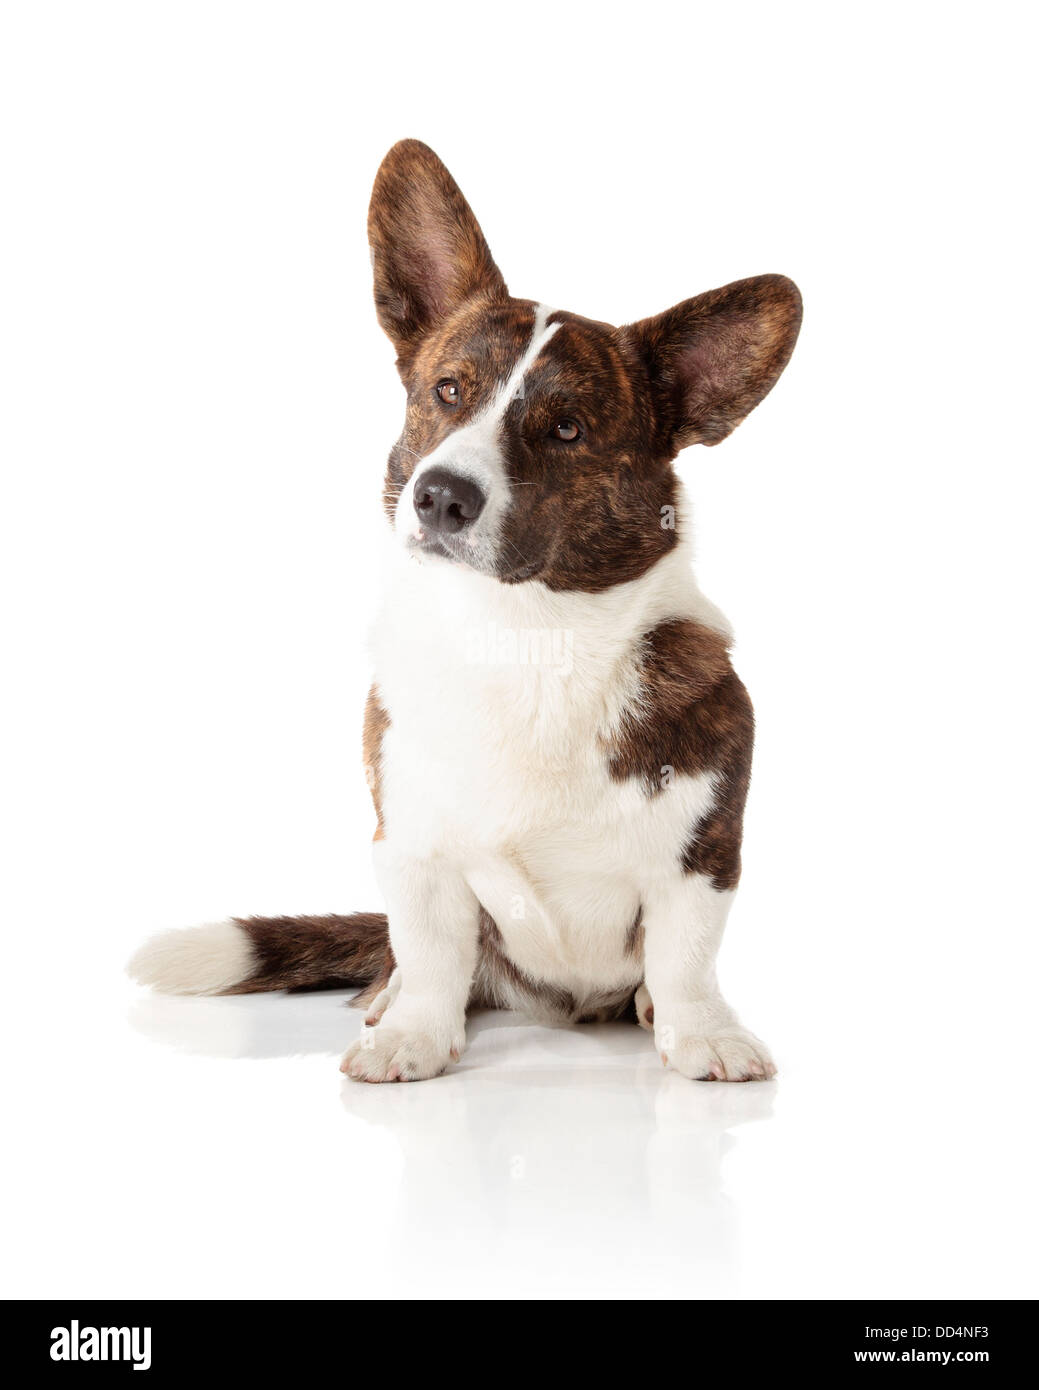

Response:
(130, 140), (802, 1083)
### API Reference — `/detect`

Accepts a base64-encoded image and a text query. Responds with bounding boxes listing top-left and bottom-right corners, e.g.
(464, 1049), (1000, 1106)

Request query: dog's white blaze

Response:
(395, 303), (562, 561)
(499, 302), (561, 400)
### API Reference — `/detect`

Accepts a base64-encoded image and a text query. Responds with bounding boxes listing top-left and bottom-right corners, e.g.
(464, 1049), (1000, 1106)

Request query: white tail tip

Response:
(127, 921), (255, 996)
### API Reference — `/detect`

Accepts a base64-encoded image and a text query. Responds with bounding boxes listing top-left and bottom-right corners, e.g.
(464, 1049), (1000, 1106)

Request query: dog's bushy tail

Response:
(128, 913), (392, 999)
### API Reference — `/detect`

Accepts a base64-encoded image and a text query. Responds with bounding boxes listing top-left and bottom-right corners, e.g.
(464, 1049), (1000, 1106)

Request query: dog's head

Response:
(369, 140), (801, 592)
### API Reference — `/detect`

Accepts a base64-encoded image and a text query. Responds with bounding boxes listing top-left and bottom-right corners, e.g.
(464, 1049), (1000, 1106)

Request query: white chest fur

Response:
(370, 520), (728, 996)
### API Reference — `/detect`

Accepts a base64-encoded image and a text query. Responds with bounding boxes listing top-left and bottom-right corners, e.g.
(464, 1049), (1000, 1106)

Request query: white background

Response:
(1, 1), (1036, 1300)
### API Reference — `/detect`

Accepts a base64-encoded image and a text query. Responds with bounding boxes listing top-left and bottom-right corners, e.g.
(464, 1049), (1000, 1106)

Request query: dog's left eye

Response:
(551, 419), (581, 442)
(436, 379), (461, 406)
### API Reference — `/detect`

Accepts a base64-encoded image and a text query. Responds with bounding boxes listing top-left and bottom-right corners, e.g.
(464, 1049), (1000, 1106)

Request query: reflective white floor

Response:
(131, 994), (772, 1300)
(4, 972), (1032, 1301)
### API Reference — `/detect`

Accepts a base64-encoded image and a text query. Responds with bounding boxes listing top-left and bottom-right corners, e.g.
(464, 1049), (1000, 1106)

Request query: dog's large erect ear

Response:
(368, 140), (507, 370)
(625, 275), (802, 449)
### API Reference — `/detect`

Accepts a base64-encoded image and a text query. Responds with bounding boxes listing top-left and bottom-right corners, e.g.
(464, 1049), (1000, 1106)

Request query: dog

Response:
(130, 140), (802, 1083)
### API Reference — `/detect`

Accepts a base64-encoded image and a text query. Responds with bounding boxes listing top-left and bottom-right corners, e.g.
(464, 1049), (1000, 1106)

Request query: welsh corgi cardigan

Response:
(130, 140), (802, 1083)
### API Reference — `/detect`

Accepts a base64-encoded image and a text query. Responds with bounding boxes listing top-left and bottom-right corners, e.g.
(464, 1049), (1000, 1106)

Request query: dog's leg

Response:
(340, 851), (479, 1083)
(362, 967), (400, 1025)
(641, 873), (775, 1081)
(634, 983), (654, 1031)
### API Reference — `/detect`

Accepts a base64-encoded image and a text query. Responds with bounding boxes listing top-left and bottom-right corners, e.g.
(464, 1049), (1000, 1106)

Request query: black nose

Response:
(413, 468), (486, 534)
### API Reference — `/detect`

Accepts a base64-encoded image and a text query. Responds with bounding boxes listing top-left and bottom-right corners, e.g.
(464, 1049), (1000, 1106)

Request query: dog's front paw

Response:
(340, 1024), (462, 1083)
(658, 1024), (776, 1082)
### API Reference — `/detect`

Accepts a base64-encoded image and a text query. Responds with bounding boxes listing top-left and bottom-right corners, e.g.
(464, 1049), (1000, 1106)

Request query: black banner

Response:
(5, 1300), (1033, 1378)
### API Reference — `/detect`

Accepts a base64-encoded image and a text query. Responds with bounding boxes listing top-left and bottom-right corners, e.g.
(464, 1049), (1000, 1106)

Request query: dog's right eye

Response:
(436, 380), (461, 406)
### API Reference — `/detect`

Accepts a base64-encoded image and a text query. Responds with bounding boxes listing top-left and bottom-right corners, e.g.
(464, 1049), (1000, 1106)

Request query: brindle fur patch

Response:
(228, 913), (394, 995)
(495, 313), (679, 590)
(606, 620), (754, 892)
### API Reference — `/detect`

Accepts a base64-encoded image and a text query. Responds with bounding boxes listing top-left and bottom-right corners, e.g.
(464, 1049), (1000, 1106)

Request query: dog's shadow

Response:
(130, 990), (775, 1294)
